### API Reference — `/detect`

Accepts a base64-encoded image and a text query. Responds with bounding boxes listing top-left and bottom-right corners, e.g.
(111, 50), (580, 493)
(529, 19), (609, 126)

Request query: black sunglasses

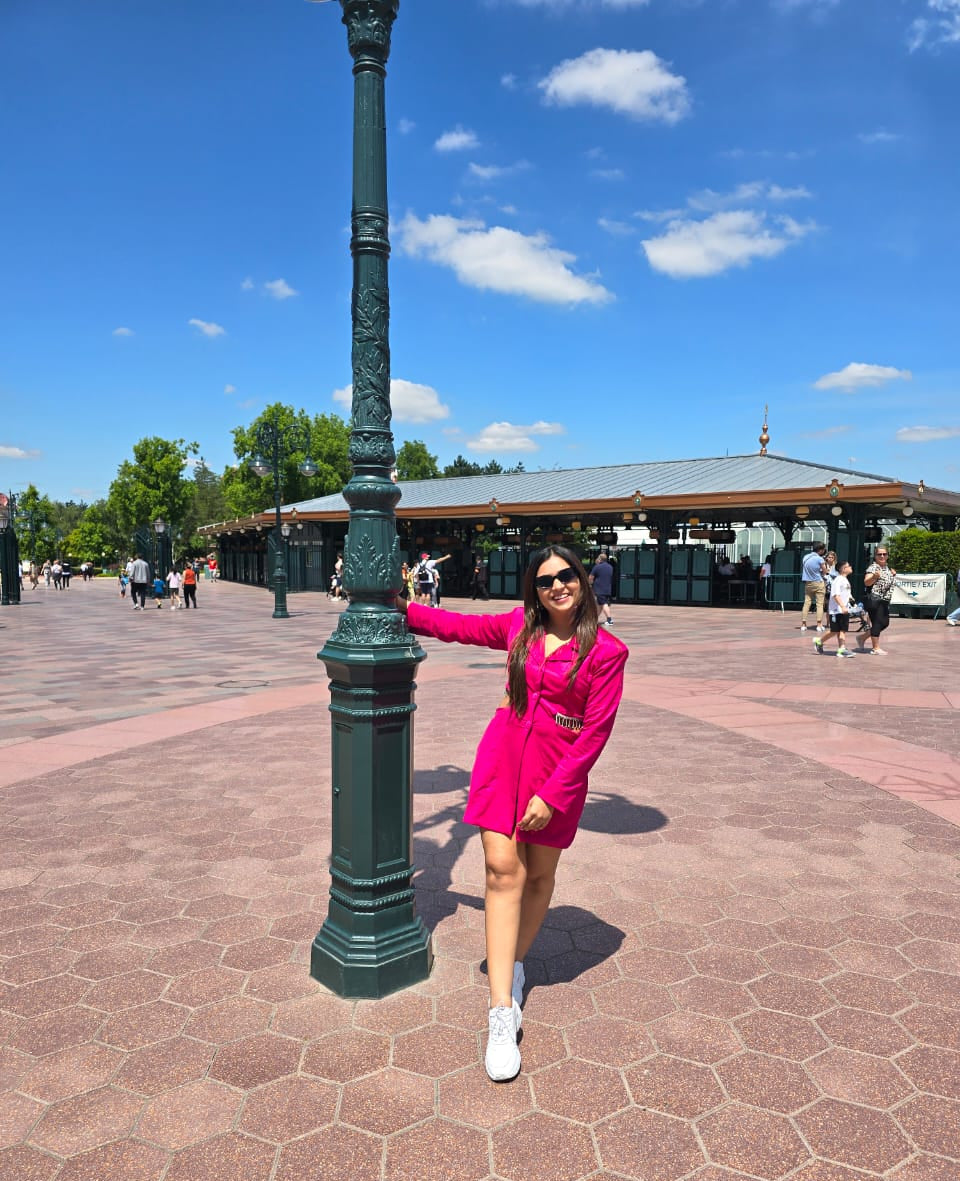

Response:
(876, 552), (888, 557)
(534, 566), (579, 591)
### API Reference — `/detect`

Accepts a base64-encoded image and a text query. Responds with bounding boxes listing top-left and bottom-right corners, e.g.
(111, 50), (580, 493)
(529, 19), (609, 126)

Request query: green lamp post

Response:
(307, 0), (432, 998)
(250, 421), (318, 619)
(0, 496), (15, 606)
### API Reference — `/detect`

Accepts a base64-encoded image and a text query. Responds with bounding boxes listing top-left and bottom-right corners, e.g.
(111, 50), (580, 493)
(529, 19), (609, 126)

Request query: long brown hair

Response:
(506, 546), (599, 717)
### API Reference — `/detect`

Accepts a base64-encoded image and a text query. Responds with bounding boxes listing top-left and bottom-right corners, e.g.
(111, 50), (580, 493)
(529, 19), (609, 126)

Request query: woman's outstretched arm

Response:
(401, 599), (517, 652)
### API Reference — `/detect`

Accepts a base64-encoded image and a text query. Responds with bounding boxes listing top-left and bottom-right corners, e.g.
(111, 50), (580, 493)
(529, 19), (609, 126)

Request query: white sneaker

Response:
(485, 1002), (521, 1081)
(948, 619), (959, 627)
(799, 624), (807, 632)
(512, 962), (525, 1011)
(870, 648), (888, 655)
(816, 625), (826, 633)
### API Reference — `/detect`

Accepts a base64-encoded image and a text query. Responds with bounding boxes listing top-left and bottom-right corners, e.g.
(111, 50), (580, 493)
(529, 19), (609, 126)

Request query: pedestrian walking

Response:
(42, 560), (51, 587)
(118, 570), (128, 598)
(589, 551), (615, 628)
(470, 559), (489, 600)
(861, 545), (896, 654)
(166, 567), (181, 609)
(51, 560), (62, 590)
(798, 542), (827, 633)
(181, 563), (198, 608)
(397, 545), (628, 1081)
(61, 559), (72, 588)
(129, 555), (151, 609)
(813, 560), (857, 657)
(152, 574), (165, 607)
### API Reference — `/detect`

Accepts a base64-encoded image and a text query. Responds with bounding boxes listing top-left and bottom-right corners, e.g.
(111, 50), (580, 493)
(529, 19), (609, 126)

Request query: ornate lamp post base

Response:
(311, 624), (432, 998)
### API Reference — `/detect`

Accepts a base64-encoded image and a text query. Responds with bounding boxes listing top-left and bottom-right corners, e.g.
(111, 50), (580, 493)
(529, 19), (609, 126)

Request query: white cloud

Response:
(539, 48), (690, 125)
(642, 210), (814, 278)
(0, 444), (41, 459)
(398, 212), (613, 305)
(224, 384), (236, 395)
(398, 118), (416, 134)
(634, 207), (686, 223)
(501, 73), (517, 90)
(896, 425), (960, 443)
(332, 378), (451, 424)
(908, 0), (960, 51)
(598, 217), (636, 235)
(435, 125), (479, 152)
(112, 326), (134, 337)
(798, 424), (852, 439)
(591, 168), (625, 181)
(188, 318), (226, 337)
(241, 277), (255, 291)
(813, 363), (913, 392)
(687, 180), (812, 211)
(264, 278), (298, 300)
(468, 160), (531, 181)
(237, 398), (258, 410)
(859, 129), (901, 144)
(468, 421), (565, 453)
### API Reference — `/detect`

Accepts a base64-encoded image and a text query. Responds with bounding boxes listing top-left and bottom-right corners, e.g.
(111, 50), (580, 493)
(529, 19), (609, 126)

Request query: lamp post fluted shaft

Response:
(311, 0), (433, 998)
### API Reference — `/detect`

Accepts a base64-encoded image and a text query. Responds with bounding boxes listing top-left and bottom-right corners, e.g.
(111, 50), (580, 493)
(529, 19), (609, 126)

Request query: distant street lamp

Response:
(250, 421), (317, 619)
(0, 496), (15, 606)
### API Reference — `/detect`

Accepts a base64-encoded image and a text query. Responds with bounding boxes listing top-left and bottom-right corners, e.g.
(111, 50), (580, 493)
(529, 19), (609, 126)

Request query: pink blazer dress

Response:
(407, 603), (628, 848)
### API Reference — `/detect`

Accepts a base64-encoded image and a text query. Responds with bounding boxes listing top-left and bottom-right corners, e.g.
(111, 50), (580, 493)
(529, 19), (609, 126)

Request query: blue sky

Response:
(2, 0), (958, 504)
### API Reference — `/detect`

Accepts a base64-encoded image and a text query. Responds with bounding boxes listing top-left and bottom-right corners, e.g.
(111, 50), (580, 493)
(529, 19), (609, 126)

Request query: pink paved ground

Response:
(1, 578), (959, 1180)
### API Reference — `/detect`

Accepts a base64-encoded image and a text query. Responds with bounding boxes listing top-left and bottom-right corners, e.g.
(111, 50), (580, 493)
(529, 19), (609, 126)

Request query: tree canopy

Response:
(396, 440), (439, 482)
(106, 436), (199, 546)
(222, 404), (351, 519)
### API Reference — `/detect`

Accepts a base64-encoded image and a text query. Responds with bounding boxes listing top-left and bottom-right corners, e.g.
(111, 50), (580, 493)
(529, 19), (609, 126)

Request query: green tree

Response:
(180, 458), (228, 552)
(106, 436), (199, 546)
(442, 454), (485, 478)
(396, 440), (439, 482)
(65, 505), (113, 567)
(223, 404), (351, 518)
(13, 485), (58, 561)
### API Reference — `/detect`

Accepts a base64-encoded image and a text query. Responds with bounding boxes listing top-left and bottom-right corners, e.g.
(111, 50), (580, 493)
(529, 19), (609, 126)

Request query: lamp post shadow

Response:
(410, 768), (669, 993)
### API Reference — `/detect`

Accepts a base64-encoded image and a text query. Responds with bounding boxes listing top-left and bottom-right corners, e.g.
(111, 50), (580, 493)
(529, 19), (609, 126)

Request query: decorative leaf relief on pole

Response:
(344, 0), (397, 59)
(351, 285), (391, 431)
(342, 532), (396, 590)
(332, 611), (409, 647)
(348, 431), (395, 468)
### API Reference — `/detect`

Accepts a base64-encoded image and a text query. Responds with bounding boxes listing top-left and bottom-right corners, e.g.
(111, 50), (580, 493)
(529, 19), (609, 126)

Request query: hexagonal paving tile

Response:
(626, 1054), (725, 1118)
(29, 1086), (142, 1156)
(816, 1007), (915, 1057)
(239, 1076), (337, 1142)
(275, 1125), (384, 1181)
(137, 1079), (242, 1150)
(595, 1106), (704, 1180)
(494, 1111), (599, 1181)
(735, 1009), (828, 1061)
(804, 1047), (914, 1108)
(384, 1117), (490, 1181)
(650, 1011), (742, 1064)
(698, 1102), (809, 1179)
(716, 1052), (819, 1114)
(164, 1132), (276, 1181)
(302, 1028), (391, 1082)
(895, 1093), (960, 1159)
(796, 1098), (912, 1173)
(339, 1068), (435, 1135)
(439, 1063), (534, 1129)
(209, 1032), (302, 1089)
(532, 1058), (630, 1124)
(564, 1014), (652, 1067)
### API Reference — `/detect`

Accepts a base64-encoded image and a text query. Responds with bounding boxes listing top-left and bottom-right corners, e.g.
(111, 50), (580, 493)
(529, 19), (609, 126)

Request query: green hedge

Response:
(887, 529), (960, 579)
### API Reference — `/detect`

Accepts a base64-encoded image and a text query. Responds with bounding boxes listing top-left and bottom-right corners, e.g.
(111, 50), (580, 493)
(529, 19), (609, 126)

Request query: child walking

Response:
(814, 560), (857, 658)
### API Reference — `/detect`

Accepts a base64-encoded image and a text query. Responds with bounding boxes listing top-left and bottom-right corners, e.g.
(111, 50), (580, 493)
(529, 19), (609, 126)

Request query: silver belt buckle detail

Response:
(554, 712), (583, 732)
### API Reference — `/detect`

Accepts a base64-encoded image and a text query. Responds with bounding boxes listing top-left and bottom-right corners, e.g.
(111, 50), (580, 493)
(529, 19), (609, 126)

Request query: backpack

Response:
(414, 561), (433, 584)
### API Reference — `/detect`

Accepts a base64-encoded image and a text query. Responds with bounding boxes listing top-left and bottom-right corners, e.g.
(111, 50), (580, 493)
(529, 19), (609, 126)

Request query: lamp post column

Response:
(270, 438), (290, 619)
(312, 0), (432, 998)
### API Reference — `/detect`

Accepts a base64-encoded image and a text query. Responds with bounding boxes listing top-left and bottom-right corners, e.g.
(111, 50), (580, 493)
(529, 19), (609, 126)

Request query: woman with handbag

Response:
(397, 545), (628, 1081)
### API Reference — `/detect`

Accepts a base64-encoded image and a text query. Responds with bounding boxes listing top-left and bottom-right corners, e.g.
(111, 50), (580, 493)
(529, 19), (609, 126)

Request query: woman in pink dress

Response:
(399, 545), (628, 1081)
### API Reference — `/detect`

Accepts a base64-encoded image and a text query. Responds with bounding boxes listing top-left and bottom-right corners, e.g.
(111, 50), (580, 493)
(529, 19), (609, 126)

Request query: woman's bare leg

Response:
(481, 830), (525, 1008)
(516, 843), (563, 961)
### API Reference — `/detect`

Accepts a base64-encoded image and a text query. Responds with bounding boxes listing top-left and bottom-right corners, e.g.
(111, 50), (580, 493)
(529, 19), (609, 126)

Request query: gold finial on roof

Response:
(759, 405), (770, 456)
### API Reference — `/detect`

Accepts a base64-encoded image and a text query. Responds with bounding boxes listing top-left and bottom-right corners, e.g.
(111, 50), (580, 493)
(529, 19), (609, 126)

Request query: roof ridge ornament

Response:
(759, 405), (770, 456)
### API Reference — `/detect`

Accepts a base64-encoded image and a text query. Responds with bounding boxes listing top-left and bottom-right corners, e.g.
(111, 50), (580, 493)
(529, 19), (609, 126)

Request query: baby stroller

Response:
(848, 602), (871, 634)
